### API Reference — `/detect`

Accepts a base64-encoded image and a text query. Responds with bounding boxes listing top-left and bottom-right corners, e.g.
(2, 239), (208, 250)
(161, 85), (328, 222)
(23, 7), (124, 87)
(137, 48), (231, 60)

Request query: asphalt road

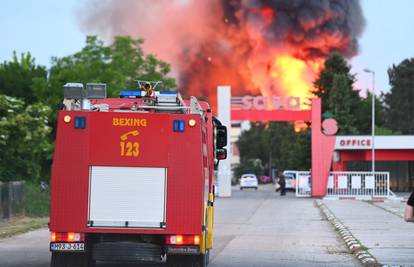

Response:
(0, 184), (359, 266)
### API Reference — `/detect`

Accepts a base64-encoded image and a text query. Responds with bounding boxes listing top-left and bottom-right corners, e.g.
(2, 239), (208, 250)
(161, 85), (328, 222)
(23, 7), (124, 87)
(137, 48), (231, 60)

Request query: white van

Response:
(283, 170), (298, 190)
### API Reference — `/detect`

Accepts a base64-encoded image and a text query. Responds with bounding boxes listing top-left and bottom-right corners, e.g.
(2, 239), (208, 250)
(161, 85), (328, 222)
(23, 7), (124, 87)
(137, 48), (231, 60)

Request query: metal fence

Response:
(326, 171), (393, 198)
(295, 171), (394, 198)
(0, 181), (25, 220)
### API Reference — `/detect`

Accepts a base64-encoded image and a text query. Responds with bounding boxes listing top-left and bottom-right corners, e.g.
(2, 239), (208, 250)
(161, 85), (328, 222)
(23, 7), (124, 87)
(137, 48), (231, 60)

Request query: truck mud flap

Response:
(92, 241), (162, 263)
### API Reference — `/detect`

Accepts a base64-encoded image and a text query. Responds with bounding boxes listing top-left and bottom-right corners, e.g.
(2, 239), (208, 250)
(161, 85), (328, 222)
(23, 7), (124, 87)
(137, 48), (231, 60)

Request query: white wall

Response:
(217, 86), (232, 197)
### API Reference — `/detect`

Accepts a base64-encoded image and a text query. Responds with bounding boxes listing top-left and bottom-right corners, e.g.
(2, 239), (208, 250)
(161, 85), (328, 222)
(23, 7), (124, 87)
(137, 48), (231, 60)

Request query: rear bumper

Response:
(50, 233), (204, 262)
(240, 185), (258, 188)
(92, 241), (162, 263)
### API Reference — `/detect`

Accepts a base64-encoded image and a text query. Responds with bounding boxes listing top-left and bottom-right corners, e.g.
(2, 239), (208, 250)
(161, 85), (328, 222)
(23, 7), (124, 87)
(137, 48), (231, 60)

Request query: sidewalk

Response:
(373, 198), (407, 218)
(322, 199), (414, 266)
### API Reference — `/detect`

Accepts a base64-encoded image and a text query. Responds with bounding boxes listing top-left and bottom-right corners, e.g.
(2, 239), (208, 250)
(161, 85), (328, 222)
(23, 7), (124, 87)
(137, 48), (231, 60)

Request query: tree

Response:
(233, 159), (264, 183)
(355, 92), (386, 135)
(284, 129), (311, 170)
(0, 51), (47, 104)
(0, 95), (52, 182)
(0, 35), (177, 183)
(36, 36), (176, 108)
(236, 123), (268, 165)
(313, 53), (362, 134)
(328, 74), (358, 134)
(235, 122), (311, 179)
(384, 58), (414, 134)
(313, 53), (356, 113)
(33, 35), (177, 139)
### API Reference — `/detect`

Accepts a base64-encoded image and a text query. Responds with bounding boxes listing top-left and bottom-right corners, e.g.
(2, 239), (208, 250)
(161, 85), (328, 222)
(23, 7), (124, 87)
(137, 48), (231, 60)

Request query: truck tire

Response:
(50, 252), (88, 267)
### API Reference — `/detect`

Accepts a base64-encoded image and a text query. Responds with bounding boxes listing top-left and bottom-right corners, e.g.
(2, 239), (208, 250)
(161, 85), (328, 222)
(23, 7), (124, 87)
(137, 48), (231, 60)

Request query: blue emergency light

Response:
(173, 120), (185, 132)
(74, 116), (86, 129)
(119, 91), (145, 98)
(159, 91), (177, 95)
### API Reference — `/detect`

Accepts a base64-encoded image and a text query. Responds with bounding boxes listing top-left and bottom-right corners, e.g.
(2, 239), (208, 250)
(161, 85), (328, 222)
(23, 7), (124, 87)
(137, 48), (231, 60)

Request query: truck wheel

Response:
(50, 252), (87, 267)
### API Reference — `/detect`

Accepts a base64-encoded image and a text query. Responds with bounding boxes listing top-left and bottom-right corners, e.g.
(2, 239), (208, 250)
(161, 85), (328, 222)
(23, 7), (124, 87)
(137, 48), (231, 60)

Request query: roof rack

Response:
(137, 80), (163, 91)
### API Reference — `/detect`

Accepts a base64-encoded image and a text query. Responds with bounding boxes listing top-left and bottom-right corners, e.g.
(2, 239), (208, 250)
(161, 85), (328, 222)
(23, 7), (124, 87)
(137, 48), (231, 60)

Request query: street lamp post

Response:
(363, 68), (375, 184)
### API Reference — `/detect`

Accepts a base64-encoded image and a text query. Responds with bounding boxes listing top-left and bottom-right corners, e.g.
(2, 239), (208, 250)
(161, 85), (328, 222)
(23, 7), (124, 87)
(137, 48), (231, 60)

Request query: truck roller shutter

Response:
(88, 166), (167, 228)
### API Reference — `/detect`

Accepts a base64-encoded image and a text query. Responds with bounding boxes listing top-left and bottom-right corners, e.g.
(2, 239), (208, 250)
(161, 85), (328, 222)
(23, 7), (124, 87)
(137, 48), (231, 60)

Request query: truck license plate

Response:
(50, 243), (85, 251)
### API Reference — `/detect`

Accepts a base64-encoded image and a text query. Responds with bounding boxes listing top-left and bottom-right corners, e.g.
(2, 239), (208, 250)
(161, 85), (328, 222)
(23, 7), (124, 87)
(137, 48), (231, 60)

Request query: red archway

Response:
(224, 93), (336, 197)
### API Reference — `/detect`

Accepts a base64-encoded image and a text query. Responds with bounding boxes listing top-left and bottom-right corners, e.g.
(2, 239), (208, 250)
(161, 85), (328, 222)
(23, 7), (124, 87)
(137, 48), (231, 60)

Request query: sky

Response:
(0, 0), (413, 95)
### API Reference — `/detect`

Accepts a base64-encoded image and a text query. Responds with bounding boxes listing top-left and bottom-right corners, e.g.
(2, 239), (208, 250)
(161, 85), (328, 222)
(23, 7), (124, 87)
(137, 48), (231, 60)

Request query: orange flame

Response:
(270, 55), (313, 102)
(249, 53), (324, 110)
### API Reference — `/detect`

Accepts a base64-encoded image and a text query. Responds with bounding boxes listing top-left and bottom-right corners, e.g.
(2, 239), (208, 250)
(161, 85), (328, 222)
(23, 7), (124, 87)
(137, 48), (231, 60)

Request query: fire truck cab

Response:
(49, 82), (227, 267)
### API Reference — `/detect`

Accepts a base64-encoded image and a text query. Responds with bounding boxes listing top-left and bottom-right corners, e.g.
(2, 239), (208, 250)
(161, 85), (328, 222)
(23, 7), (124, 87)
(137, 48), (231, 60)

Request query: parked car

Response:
(275, 170), (298, 191)
(283, 170), (298, 190)
(259, 175), (272, 184)
(240, 173), (258, 190)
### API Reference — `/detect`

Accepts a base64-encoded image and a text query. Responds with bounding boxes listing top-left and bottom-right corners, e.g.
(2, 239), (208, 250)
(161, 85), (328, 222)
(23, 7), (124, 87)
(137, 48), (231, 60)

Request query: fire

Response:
(249, 53), (323, 110)
(269, 55), (318, 106)
(294, 121), (309, 133)
(81, 0), (365, 111)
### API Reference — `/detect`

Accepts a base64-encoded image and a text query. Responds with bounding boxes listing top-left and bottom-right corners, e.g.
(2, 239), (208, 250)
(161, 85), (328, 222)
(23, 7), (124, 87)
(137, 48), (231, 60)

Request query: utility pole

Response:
(364, 68), (376, 194)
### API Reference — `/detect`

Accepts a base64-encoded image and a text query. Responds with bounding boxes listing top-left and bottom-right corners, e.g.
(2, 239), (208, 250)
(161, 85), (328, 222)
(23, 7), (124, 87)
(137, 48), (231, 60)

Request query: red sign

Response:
(339, 139), (371, 148)
(232, 96), (302, 110)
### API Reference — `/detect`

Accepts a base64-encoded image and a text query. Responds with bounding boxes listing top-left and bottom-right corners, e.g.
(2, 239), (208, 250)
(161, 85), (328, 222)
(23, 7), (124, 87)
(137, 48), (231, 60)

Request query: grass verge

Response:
(0, 217), (49, 239)
(24, 182), (50, 217)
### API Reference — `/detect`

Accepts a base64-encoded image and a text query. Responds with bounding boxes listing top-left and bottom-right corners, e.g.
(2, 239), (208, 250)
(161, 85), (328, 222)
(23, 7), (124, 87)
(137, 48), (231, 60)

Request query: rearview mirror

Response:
(216, 125), (227, 148)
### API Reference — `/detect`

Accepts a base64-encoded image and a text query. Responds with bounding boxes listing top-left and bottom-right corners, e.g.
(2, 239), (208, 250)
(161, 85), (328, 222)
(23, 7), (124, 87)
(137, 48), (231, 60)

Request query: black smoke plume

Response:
(80, 0), (365, 104)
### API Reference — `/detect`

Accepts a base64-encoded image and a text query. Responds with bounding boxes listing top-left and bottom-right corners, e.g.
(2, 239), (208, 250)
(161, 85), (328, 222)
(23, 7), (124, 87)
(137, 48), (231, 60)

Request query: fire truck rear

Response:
(49, 82), (227, 267)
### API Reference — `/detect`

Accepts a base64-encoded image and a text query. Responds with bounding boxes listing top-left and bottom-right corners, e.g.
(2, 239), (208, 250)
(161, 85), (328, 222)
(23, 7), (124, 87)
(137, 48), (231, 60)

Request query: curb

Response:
(315, 200), (380, 267)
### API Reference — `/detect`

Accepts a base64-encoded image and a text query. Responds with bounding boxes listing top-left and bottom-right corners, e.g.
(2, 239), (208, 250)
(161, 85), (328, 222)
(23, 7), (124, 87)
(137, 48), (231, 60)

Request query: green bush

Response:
(24, 182), (50, 217)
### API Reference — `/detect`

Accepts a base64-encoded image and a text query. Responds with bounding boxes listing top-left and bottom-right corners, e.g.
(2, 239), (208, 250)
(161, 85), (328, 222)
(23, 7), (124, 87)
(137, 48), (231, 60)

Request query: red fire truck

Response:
(49, 82), (227, 267)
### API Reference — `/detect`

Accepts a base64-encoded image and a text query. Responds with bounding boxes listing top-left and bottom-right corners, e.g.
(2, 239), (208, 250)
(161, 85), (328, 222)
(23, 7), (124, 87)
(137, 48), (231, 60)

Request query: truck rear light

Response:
(50, 232), (84, 242)
(67, 232), (76, 242)
(175, 235), (183, 245)
(167, 235), (200, 246)
(194, 235), (200, 245)
(51, 232), (56, 242)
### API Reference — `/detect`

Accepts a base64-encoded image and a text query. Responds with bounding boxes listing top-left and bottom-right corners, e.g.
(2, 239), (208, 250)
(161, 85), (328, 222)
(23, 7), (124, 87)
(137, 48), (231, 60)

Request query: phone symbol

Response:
(120, 130), (139, 141)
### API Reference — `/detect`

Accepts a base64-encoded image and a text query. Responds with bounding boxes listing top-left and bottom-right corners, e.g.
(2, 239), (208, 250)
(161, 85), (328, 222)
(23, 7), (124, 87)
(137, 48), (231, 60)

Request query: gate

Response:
(326, 171), (393, 198)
